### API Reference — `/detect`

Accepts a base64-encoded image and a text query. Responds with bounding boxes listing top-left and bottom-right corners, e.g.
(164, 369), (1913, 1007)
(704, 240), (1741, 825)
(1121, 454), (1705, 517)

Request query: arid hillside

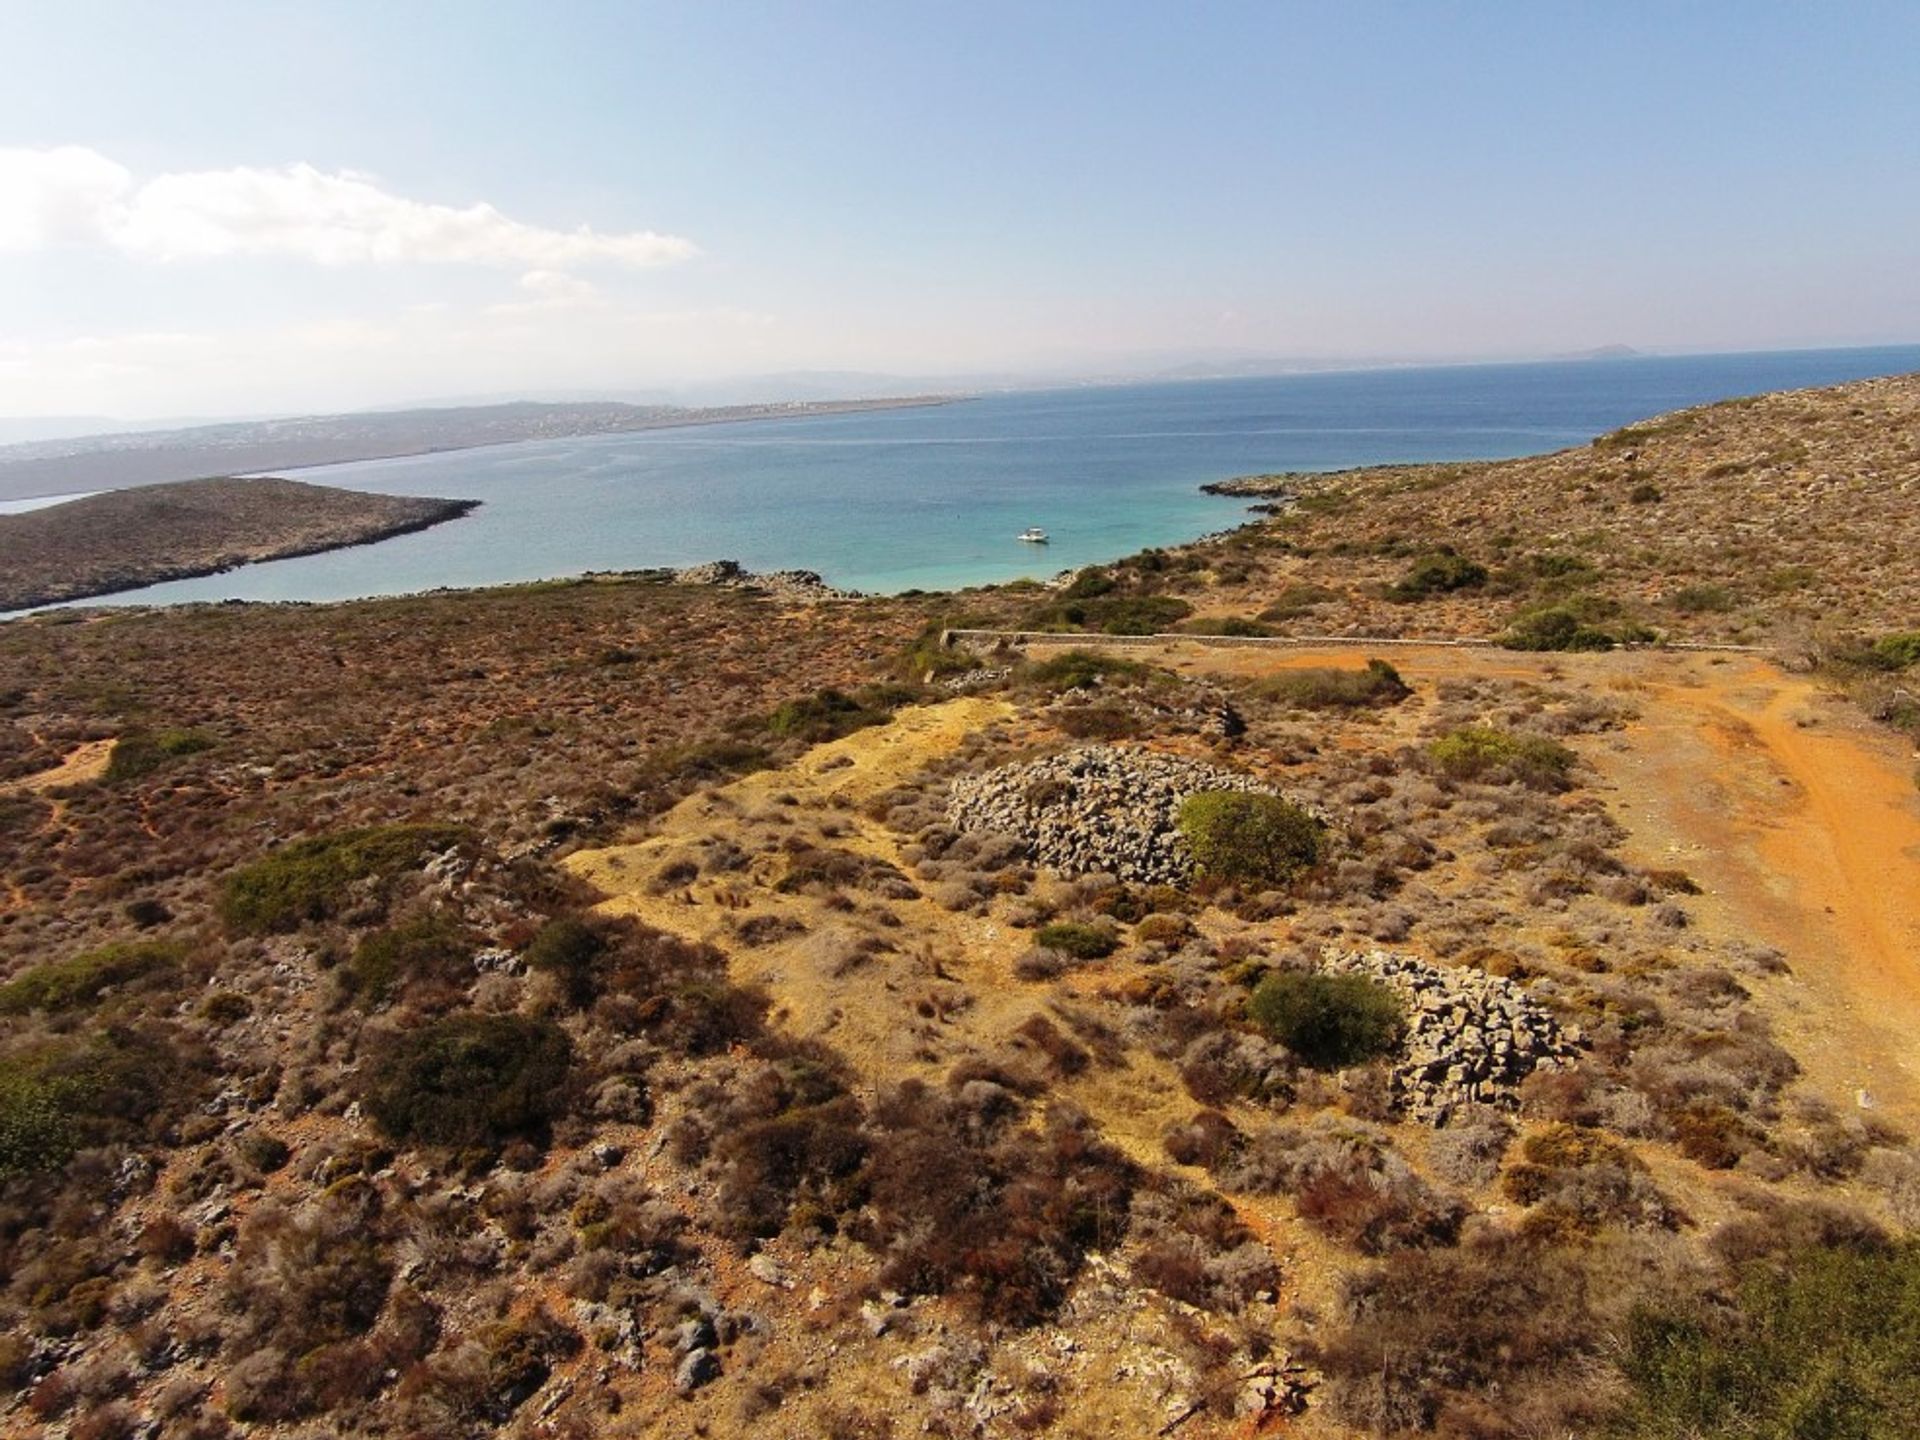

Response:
(0, 477), (480, 611)
(1184, 370), (1920, 647)
(0, 377), (1916, 1440)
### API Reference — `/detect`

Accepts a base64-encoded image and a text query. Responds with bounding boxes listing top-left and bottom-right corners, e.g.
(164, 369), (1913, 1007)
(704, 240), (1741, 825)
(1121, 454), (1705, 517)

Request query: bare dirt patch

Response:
(0, 736), (113, 795)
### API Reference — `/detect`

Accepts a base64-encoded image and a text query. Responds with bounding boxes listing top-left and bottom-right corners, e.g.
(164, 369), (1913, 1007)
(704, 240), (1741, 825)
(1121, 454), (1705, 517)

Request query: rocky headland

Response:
(0, 476), (478, 612)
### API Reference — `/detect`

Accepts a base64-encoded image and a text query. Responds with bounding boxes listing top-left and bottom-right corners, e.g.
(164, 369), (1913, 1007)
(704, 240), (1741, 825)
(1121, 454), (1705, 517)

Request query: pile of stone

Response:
(1044, 679), (1245, 739)
(1324, 948), (1578, 1124)
(946, 745), (1279, 885)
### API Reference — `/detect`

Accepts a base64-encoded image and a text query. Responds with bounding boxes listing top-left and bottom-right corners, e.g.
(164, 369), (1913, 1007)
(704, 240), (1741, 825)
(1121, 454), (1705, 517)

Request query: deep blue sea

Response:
(41, 345), (1920, 605)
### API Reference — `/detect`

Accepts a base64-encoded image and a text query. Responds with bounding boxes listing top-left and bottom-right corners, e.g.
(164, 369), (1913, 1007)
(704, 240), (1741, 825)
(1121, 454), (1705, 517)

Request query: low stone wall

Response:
(941, 628), (1765, 656)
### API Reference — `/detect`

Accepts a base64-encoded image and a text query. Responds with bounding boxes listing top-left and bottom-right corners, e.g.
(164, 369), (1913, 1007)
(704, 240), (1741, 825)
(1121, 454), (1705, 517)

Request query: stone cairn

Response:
(1324, 948), (1579, 1124)
(946, 745), (1279, 886)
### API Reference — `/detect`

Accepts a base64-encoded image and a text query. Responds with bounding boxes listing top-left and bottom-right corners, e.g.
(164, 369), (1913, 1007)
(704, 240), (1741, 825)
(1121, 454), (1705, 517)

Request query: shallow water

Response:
(38, 345), (1920, 605)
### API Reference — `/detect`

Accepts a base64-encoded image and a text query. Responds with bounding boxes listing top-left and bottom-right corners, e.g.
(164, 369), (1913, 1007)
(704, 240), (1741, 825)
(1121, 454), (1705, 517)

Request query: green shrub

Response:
(896, 620), (988, 680)
(1257, 583), (1340, 622)
(1059, 568), (1117, 600)
(1628, 481), (1664, 503)
(1668, 584), (1737, 614)
(1177, 791), (1324, 885)
(1023, 595), (1194, 635)
(765, 688), (894, 743)
(1614, 1240), (1920, 1439)
(1869, 632), (1920, 670)
(1034, 921), (1119, 960)
(1428, 727), (1576, 789)
(1248, 971), (1405, 1070)
(0, 940), (183, 1015)
(1502, 605), (1619, 652)
(1385, 551), (1487, 602)
(345, 913), (472, 1006)
(105, 727), (214, 783)
(522, 915), (607, 1005)
(640, 736), (772, 788)
(1018, 650), (1165, 693)
(362, 1013), (572, 1150)
(220, 823), (469, 933)
(0, 1034), (177, 1176)
(1254, 659), (1411, 710)
(1178, 615), (1276, 637)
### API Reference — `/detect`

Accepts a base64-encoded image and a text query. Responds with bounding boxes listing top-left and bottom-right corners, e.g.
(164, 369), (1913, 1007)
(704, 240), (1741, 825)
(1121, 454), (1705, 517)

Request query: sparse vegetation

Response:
(1385, 549), (1488, 601)
(220, 823), (469, 933)
(0, 374), (1917, 1439)
(1252, 658), (1410, 709)
(0, 940), (183, 1016)
(104, 728), (214, 783)
(1429, 726), (1576, 788)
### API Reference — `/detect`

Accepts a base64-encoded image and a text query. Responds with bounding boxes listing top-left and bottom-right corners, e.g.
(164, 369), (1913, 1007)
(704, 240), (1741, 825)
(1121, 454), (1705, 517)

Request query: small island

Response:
(0, 476), (478, 611)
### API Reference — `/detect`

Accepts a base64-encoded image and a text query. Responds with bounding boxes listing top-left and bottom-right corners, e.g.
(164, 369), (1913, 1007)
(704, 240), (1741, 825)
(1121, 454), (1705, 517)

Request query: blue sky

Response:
(2, 2), (1917, 417)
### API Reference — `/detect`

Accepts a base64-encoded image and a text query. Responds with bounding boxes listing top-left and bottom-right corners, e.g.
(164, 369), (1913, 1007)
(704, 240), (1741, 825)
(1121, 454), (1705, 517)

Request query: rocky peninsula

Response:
(0, 476), (477, 611)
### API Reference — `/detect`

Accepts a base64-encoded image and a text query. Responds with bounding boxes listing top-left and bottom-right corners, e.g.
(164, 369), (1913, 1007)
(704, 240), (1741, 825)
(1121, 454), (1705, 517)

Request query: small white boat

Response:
(1017, 527), (1050, 543)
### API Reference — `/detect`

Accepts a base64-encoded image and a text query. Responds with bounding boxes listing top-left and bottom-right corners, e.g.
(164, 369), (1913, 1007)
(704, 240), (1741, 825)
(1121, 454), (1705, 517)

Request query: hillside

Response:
(0, 377), (1917, 1440)
(0, 477), (478, 611)
(1187, 370), (1920, 645)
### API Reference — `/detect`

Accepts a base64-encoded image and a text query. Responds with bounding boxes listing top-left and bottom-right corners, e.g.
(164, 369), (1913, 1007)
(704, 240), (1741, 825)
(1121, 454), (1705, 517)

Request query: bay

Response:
(43, 344), (1920, 605)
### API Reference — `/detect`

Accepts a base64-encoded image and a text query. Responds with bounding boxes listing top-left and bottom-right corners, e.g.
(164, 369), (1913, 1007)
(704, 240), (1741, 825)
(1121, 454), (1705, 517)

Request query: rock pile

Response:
(1045, 679), (1246, 739)
(1324, 948), (1578, 1123)
(946, 745), (1278, 885)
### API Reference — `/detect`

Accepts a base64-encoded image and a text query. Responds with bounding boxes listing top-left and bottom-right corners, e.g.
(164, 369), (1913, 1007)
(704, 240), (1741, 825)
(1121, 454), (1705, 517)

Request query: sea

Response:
(20, 345), (1920, 606)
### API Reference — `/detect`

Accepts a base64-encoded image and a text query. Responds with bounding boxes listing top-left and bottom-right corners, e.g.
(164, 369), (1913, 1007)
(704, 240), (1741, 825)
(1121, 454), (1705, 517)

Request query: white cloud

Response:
(0, 146), (695, 267)
(515, 269), (601, 304)
(0, 145), (132, 250)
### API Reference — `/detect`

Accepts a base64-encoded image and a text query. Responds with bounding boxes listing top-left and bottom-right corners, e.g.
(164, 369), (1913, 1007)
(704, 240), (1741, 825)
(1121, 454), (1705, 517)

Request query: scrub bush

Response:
(220, 823), (469, 933)
(1428, 727), (1576, 789)
(1177, 791), (1323, 885)
(0, 941), (183, 1016)
(1247, 972), (1405, 1071)
(361, 1014), (572, 1151)
(1253, 659), (1410, 710)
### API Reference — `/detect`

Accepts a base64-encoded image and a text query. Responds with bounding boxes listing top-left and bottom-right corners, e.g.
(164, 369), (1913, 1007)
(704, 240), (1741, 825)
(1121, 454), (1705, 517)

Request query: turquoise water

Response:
(44, 345), (1920, 605)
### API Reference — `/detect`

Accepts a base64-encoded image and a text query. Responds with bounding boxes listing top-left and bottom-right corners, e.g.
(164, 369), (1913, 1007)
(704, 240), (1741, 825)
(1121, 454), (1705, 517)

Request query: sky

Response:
(2, 1), (1918, 419)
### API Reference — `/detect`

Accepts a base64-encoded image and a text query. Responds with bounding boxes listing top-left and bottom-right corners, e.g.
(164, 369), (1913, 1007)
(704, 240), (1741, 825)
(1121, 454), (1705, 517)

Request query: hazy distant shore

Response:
(0, 395), (959, 502)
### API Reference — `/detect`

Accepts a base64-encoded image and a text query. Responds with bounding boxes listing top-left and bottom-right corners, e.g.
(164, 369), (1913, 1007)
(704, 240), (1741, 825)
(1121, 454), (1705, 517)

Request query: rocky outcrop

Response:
(1324, 948), (1578, 1123)
(669, 559), (860, 601)
(946, 745), (1282, 885)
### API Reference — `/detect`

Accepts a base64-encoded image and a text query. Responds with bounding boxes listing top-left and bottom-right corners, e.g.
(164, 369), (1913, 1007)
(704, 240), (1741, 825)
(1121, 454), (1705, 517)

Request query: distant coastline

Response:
(0, 395), (960, 503)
